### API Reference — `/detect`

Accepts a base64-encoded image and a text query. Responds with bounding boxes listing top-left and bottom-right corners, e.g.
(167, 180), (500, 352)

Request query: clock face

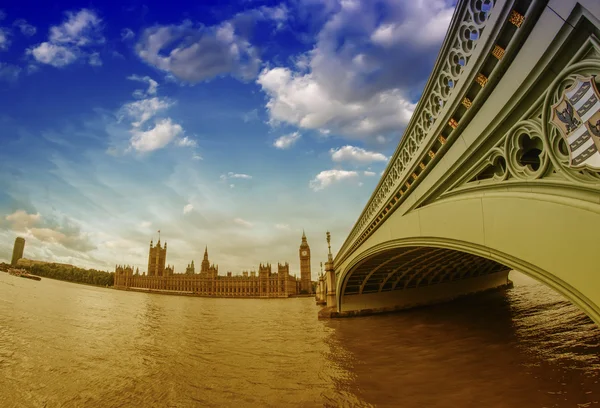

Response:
(301, 251), (307, 256)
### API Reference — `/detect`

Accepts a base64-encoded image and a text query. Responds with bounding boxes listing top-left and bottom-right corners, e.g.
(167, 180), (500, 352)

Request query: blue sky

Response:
(0, 0), (455, 278)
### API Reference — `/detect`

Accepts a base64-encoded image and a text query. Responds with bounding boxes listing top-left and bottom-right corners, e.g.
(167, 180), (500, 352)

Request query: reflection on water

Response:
(0, 272), (598, 407)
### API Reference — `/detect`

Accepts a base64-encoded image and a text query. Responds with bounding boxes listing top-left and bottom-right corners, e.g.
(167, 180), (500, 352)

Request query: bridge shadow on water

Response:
(321, 272), (600, 408)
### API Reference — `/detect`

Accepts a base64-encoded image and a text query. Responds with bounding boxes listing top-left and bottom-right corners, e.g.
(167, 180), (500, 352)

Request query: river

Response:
(0, 271), (598, 407)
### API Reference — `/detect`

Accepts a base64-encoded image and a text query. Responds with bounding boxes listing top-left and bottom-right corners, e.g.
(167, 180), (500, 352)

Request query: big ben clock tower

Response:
(299, 230), (312, 293)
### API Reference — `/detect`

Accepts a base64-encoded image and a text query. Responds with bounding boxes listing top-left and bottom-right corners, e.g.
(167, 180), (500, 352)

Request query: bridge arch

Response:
(335, 192), (600, 325)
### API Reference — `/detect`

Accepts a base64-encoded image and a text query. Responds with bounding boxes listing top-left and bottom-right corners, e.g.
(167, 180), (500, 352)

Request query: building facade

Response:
(11, 237), (25, 266)
(114, 241), (300, 298)
(299, 231), (312, 293)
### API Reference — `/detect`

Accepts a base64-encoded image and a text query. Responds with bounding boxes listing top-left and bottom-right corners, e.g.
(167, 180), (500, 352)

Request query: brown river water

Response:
(0, 271), (599, 408)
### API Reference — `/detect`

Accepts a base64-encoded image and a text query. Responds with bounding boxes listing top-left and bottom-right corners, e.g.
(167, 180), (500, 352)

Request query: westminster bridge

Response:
(315, 0), (600, 326)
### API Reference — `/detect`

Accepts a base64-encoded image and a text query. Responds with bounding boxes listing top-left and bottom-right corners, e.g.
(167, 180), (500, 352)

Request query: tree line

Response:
(19, 262), (115, 287)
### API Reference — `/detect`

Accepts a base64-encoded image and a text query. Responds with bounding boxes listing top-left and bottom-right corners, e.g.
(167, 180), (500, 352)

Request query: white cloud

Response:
(176, 136), (197, 147)
(121, 97), (173, 128)
(28, 9), (103, 68)
(370, 8), (454, 48)
(130, 118), (183, 153)
(13, 19), (37, 37)
(330, 145), (388, 164)
(136, 21), (260, 83)
(275, 223), (290, 230)
(4, 210), (95, 252)
(220, 172), (252, 181)
(121, 28), (134, 41)
(139, 221), (152, 228)
(257, 67), (415, 140)
(309, 169), (359, 191)
(28, 42), (77, 67)
(0, 28), (10, 50)
(233, 217), (253, 228)
(192, 154), (203, 160)
(128, 74), (158, 97)
(88, 52), (102, 66)
(256, 0), (454, 141)
(5, 210), (41, 231)
(49, 9), (102, 46)
(135, 5), (287, 84)
(273, 131), (301, 149)
(364, 171), (376, 176)
(183, 203), (193, 214)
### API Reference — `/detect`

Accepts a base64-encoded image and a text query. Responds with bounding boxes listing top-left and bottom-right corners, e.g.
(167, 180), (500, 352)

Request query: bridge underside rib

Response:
(338, 247), (511, 316)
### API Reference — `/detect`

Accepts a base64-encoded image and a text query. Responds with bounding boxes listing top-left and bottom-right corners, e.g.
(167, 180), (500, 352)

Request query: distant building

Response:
(11, 237), (25, 266)
(299, 231), (313, 293)
(114, 235), (305, 298)
(147, 239), (174, 276)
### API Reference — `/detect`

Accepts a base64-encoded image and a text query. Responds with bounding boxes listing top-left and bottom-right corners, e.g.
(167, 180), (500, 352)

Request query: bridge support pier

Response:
(315, 275), (326, 305)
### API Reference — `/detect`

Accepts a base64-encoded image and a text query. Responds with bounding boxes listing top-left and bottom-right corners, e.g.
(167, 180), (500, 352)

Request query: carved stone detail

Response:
(542, 62), (600, 183)
(504, 120), (548, 180)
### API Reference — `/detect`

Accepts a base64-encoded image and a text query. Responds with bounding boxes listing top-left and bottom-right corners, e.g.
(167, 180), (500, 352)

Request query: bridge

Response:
(315, 0), (600, 326)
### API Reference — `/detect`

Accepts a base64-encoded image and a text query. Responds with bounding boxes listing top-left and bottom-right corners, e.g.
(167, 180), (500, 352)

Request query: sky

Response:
(0, 0), (456, 279)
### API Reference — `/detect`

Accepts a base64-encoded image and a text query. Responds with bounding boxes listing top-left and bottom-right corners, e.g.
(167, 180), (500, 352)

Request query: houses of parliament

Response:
(114, 232), (314, 298)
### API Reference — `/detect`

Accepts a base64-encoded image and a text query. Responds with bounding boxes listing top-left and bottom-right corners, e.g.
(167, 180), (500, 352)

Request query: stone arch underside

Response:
(341, 246), (509, 296)
(337, 244), (512, 317)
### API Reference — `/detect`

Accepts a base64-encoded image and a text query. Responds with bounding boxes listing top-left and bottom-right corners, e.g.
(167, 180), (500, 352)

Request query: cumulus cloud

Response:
(364, 170), (376, 176)
(28, 8), (103, 68)
(128, 74), (158, 97)
(120, 97), (173, 128)
(129, 118), (183, 153)
(183, 203), (193, 214)
(256, 0), (454, 141)
(49, 9), (103, 45)
(192, 154), (203, 160)
(5, 210), (41, 231)
(13, 19), (37, 37)
(273, 131), (301, 149)
(116, 75), (190, 155)
(309, 169), (359, 191)
(257, 67), (415, 140)
(233, 217), (253, 228)
(135, 5), (287, 83)
(3, 210), (95, 252)
(28, 42), (76, 67)
(330, 145), (388, 164)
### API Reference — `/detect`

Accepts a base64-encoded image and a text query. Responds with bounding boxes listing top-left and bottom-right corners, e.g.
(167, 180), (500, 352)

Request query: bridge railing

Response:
(334, 0), (520, 265)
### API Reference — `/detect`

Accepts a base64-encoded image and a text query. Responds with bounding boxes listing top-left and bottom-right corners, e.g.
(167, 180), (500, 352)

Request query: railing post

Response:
(325, 231), (337, 309)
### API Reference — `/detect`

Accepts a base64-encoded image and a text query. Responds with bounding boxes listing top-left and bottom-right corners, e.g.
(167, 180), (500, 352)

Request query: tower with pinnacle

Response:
(147, 233), (167, 276)
(299, 230), (312, 293)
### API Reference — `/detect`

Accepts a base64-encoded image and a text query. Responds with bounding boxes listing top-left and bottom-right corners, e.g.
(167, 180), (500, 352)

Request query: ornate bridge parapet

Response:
(335, 0), (541, 266)
(327, 0), (600, 325)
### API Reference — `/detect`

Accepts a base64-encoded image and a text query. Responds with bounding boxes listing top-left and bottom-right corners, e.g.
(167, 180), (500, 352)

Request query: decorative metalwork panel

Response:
(337, 0), (498, 260)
